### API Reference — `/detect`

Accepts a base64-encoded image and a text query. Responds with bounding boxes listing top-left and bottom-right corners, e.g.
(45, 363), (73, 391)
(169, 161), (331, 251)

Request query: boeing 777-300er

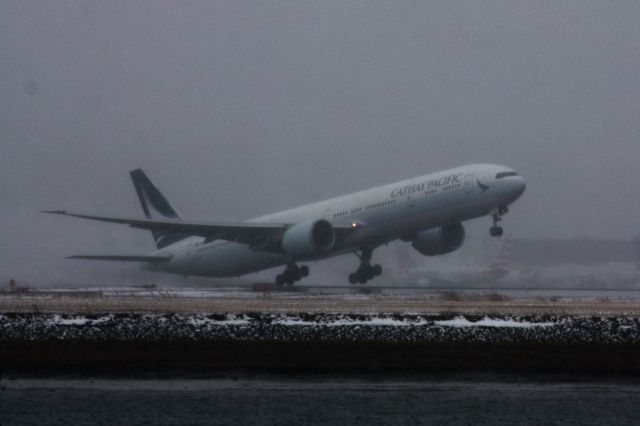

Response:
(44, 164), (526, 286)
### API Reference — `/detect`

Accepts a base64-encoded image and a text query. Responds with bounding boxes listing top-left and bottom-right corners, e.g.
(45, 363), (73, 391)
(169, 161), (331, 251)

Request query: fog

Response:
(2, 1), (640, 285)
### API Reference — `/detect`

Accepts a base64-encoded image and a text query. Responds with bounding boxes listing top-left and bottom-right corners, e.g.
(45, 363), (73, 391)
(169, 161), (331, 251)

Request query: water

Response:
(2, 378), (640, 425)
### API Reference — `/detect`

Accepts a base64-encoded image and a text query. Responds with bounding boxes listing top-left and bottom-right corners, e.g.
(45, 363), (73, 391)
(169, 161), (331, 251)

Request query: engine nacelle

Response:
(411, 223), (466, 256)
(282, 219), (336, 258)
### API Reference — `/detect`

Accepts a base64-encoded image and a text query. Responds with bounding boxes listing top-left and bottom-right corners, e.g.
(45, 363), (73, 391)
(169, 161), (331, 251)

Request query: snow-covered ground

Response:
(1, 313), (637, 344)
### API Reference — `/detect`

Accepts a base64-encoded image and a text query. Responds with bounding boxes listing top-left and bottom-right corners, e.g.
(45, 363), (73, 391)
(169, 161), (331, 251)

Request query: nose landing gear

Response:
(490, 207), (508, 237)
(348, 248), (383, 285)
(276, 263), (309, 287)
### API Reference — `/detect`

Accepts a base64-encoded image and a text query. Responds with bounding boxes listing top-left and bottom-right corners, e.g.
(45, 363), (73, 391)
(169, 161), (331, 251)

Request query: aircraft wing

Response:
(43, 210), (356, 251)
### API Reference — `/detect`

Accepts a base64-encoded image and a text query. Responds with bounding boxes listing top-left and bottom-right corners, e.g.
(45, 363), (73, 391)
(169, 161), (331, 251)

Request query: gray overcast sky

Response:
(2, 1), (640, 284)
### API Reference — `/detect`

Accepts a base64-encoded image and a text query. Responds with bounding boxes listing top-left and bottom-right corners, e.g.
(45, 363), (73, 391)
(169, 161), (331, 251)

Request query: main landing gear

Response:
(349, 248), (383, 285)
(490, 207), (508, 237)
(276, 263), (309, 287)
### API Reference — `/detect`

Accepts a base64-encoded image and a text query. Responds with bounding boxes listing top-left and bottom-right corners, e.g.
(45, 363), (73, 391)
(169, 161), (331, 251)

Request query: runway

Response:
(2, 287), (640, 315)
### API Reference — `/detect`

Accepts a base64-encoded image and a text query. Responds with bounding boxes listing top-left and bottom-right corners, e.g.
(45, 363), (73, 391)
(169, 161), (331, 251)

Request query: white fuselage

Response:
(148, 164), (526, 277)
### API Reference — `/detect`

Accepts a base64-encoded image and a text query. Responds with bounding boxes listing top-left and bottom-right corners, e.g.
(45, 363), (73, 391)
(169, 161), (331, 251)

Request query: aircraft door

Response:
(464, 174), (475, 194)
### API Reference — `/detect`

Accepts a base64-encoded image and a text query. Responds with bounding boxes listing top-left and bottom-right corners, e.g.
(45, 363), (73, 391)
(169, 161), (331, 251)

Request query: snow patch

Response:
(272, 317), (428, 327)
(435, 316), (555, 328)
(45, 315), (113, 326)
(187, 315), (251, 326)
(47, 315), (90, 326)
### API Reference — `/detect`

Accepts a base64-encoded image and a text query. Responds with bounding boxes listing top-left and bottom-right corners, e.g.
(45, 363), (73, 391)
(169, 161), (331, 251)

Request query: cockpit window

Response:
(496, 172), (518, 179)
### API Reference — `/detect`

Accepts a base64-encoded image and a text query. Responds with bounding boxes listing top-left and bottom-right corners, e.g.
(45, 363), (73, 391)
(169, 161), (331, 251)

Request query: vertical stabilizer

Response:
(130, 169), (188, 249)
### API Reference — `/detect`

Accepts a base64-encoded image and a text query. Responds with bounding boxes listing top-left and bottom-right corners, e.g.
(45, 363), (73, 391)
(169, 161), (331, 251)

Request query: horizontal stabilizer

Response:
(66, 255), (171, 263)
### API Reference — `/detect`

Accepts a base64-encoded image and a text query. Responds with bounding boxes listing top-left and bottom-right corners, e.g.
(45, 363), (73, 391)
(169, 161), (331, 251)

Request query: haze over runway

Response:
(2, 1), (640, 285)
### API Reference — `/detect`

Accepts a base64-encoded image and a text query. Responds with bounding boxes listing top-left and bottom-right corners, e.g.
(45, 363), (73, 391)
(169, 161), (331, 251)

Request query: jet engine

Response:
(411, 223), (465, 256)
(282, 219), (336, 258)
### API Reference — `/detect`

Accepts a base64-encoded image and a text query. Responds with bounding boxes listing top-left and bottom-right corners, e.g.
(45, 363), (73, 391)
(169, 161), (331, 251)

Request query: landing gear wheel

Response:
(490, 208), (505, 238)
(348, 249), (383, 285)
(299, 265), (309, 277)
(372, 264), (383, 276)
(275, 263), (310, 287)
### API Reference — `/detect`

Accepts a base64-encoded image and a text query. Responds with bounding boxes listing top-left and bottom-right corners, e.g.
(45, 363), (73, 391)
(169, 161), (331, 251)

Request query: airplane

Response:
(44, 164), (526, 287)
(401, 235), (514, 287)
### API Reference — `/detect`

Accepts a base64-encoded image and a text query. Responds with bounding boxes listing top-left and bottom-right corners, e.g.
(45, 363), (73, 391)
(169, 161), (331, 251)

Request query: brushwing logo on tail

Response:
(130, 169), (188, 249)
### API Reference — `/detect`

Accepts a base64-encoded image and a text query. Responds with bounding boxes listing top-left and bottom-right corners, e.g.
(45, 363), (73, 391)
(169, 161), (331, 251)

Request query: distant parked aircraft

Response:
(403, 235), (514, 286)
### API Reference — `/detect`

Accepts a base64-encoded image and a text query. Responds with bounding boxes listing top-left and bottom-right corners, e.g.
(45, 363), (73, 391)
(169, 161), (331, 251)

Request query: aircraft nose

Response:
(512, 176), (526, 199)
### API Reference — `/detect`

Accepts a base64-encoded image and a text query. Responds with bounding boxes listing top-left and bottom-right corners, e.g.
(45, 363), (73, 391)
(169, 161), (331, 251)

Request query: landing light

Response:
(351, 222), (358, 229)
